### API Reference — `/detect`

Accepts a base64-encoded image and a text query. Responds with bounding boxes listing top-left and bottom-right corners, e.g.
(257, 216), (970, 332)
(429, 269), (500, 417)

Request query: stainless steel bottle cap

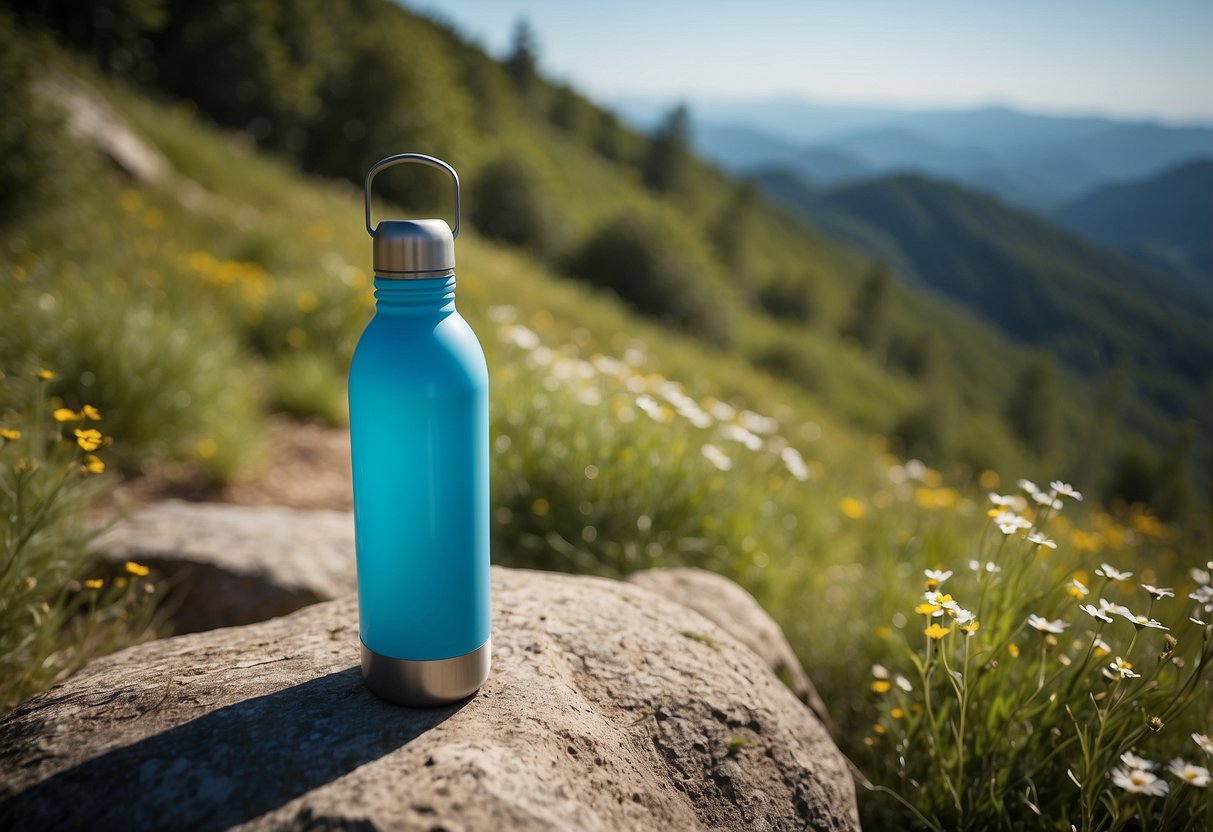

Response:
(373, 219), (455, 278)
(365, 153), (460, 280)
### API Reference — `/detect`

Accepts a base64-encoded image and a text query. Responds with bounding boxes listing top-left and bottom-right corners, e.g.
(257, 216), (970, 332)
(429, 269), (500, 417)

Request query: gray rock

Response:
(0, 567), (857, 831)
(95, 501), (355, 632)
(628, 568), (832, 730)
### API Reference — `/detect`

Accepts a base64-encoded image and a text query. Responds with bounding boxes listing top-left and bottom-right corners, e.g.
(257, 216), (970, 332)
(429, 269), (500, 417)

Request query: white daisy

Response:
(1032, 492), (1063, 510)
(924, 569), (953, 586)
(1191, 568), (1211, 586)
(1104, 657), (1140, 680)
(995, 512), (1032, 535)
(1050, 481), (1083, 501)
(1027, 531), (1057, 549)
(871, 664), (889, 679)
(894, 674), (912, 693)
(1110, 767), (1169, 796)
(1099, 598), (1130, 617)
(1096, 563), (1133, 581)
(1120, 751), (1157, 770)
(1027, 614), (1069, 634)
(1017, 478), (1040, 495)
(1140, 584), (1174, 600)
(968, 559), (1001, 574)
(1080, 603), (1113, 623)
(1193, 733), (1213, 755)
(700, 444), (733, 472)
(1115, 608), (1169, 630)
(1167, 759), (1210, 788)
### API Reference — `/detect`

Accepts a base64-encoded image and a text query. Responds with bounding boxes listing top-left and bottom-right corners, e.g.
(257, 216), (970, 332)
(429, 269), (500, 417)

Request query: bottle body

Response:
(348, 276), (490, 705)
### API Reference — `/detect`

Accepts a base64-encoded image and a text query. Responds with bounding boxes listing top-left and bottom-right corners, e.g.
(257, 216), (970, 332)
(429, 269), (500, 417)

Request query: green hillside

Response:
(756, 169), (1213, 460)
(1053, 159), (1213, 296)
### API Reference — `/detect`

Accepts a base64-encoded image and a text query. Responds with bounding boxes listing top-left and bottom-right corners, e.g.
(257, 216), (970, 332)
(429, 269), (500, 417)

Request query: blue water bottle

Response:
(350, 153), (490, 707)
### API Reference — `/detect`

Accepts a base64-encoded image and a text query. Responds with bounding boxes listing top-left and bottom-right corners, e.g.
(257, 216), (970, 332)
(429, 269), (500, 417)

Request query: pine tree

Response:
(506, 17), (539, 109)
(1004, 355), (1059, 458)
(841, 263), (892, 356)
(642, 104), (692, 194)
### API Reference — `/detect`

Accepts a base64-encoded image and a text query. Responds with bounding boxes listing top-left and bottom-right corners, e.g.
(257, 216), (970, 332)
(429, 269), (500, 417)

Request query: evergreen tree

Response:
(642, 104), (692, 194)
(841, 263), (892, 355)
(505, 17), (539, 108)
(712, 181), (758, 297)
(1004, 354), (1059, 458)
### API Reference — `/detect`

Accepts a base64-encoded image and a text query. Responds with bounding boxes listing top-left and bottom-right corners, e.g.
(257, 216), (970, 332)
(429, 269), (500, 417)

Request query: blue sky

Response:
(409, 0), (1213, 122)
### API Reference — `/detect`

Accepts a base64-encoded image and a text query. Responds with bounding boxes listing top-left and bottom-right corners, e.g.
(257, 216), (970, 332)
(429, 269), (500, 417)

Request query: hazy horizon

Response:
(410, 0), (1213, 124)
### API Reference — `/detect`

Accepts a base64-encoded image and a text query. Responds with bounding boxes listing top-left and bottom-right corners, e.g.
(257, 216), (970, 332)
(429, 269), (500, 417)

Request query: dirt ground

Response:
(106, 418), (354, 514)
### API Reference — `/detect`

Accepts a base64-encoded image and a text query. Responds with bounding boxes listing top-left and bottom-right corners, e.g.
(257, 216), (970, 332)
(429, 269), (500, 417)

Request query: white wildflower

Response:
(1050, 481), (1083, 500)
(1032, 491), (1063, 510)
(1080, 603), (1113, 623)
(894, 675), (912, 693)
(1115, 608), (1169, 630)
(1027, 531), (1057, 549)
(780, 446), (810, 482)
(1167, 759), (1210, 788)
(1191, 568), (1211, 586)
(1110, 767), (1169, 796)
(1140, 584), (1174, 600)
(924, 569), (953, 586)
(968, 559), (1001, 574)
(871, 664), (889, 680)
(1120, 751), (1157, 771)
(1017, 478), (1040, 495)
(995, 511), (1032, 535)
(1104, 656), (1140, 680)
(1027, 614), (1069, 634)
(1194, 734), (1213, 755)
(1096, 563), (1133, 581)
(700, 444), (732, 472)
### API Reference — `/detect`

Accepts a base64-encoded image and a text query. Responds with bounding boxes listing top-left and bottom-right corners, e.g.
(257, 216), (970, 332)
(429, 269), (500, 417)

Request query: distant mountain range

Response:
(615, 98), (1213, 212)
(1052, 160), (1213, 296)
(750, 167), (1213, 434)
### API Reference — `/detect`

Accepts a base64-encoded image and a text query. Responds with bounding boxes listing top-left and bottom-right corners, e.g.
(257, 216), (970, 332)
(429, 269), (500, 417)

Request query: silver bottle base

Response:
(361, 636), (491, 707)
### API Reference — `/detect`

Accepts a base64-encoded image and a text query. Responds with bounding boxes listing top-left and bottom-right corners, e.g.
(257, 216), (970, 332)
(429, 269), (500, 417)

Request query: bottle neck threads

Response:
(373, 276), (457, 315)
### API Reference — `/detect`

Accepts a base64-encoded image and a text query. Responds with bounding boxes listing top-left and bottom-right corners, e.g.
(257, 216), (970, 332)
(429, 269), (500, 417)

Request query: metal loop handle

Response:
(364, 153), (460, 238)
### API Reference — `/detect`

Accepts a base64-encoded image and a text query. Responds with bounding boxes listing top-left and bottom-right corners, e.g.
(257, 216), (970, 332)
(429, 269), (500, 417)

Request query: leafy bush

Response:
(0, 14), (75, 229)
(0, 272), (262, 483)
(469, 155), (563, 259)
(756, 274), (816, 323)
(0, 368), (160, 710)
(568, 210), (735, 346)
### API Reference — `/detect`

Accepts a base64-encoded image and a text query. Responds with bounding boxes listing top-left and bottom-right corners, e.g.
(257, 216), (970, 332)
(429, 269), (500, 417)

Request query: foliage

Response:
(1004, 354), (1060, 459)
(643, 104), (693, 194)
(0, 368), (160, 710)
(469, 154), (563, 259)
(854, 481), (1212, 830)
(569, 209), (735, 346)
(0, 14), (74, 229)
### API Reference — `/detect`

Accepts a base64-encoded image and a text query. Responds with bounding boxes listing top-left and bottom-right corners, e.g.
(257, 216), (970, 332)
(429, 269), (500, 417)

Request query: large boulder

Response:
(94, 500), (356, 632)
(0, 567), (857, 831)
(629, 568), (832, 730)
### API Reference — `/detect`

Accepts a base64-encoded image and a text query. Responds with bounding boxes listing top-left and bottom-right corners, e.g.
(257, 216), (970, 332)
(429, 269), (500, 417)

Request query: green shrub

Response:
(756, 274), (816, 323)
(0, 275), (263, 483)
(469, 155), (563, 259)
(0, 14), (75, 229)
(568, 209), (735, 346)
(270, 350), (348, 427)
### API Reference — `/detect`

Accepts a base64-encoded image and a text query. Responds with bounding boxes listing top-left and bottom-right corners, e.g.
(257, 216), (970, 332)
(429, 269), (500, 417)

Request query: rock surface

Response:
(629, 568), (831, 729)
(0, 567), (858, 831)
(95, 500), (355, 632)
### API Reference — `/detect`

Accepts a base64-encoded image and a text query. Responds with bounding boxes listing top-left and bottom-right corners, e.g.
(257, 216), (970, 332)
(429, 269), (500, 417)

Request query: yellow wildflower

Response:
(890, 707), (905, 719)
(36, 369), (55, 381)
(915, 602), (942, 616)
(81, 404), (102, 421)
(531, 498), (551, 516)
(960, 619), (981, 634)
(83, 454), (105, 474)
(53, 408), (82, 422)
(84, 578), (104, 590)
(124, 561), (151, 577)
(0, 428), (20, 441)
(924, 623), (952, 640)
(840, 497), (866, 520)
(1008, 643), (1021, 658)
(75, 429), (103, 451)
(873, 723), (886, 735)
(871, 680), (891, 694)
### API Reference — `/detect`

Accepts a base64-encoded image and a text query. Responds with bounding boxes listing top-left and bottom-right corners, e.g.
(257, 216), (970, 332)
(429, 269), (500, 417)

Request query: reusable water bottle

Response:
(350, 153), (490, 707)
